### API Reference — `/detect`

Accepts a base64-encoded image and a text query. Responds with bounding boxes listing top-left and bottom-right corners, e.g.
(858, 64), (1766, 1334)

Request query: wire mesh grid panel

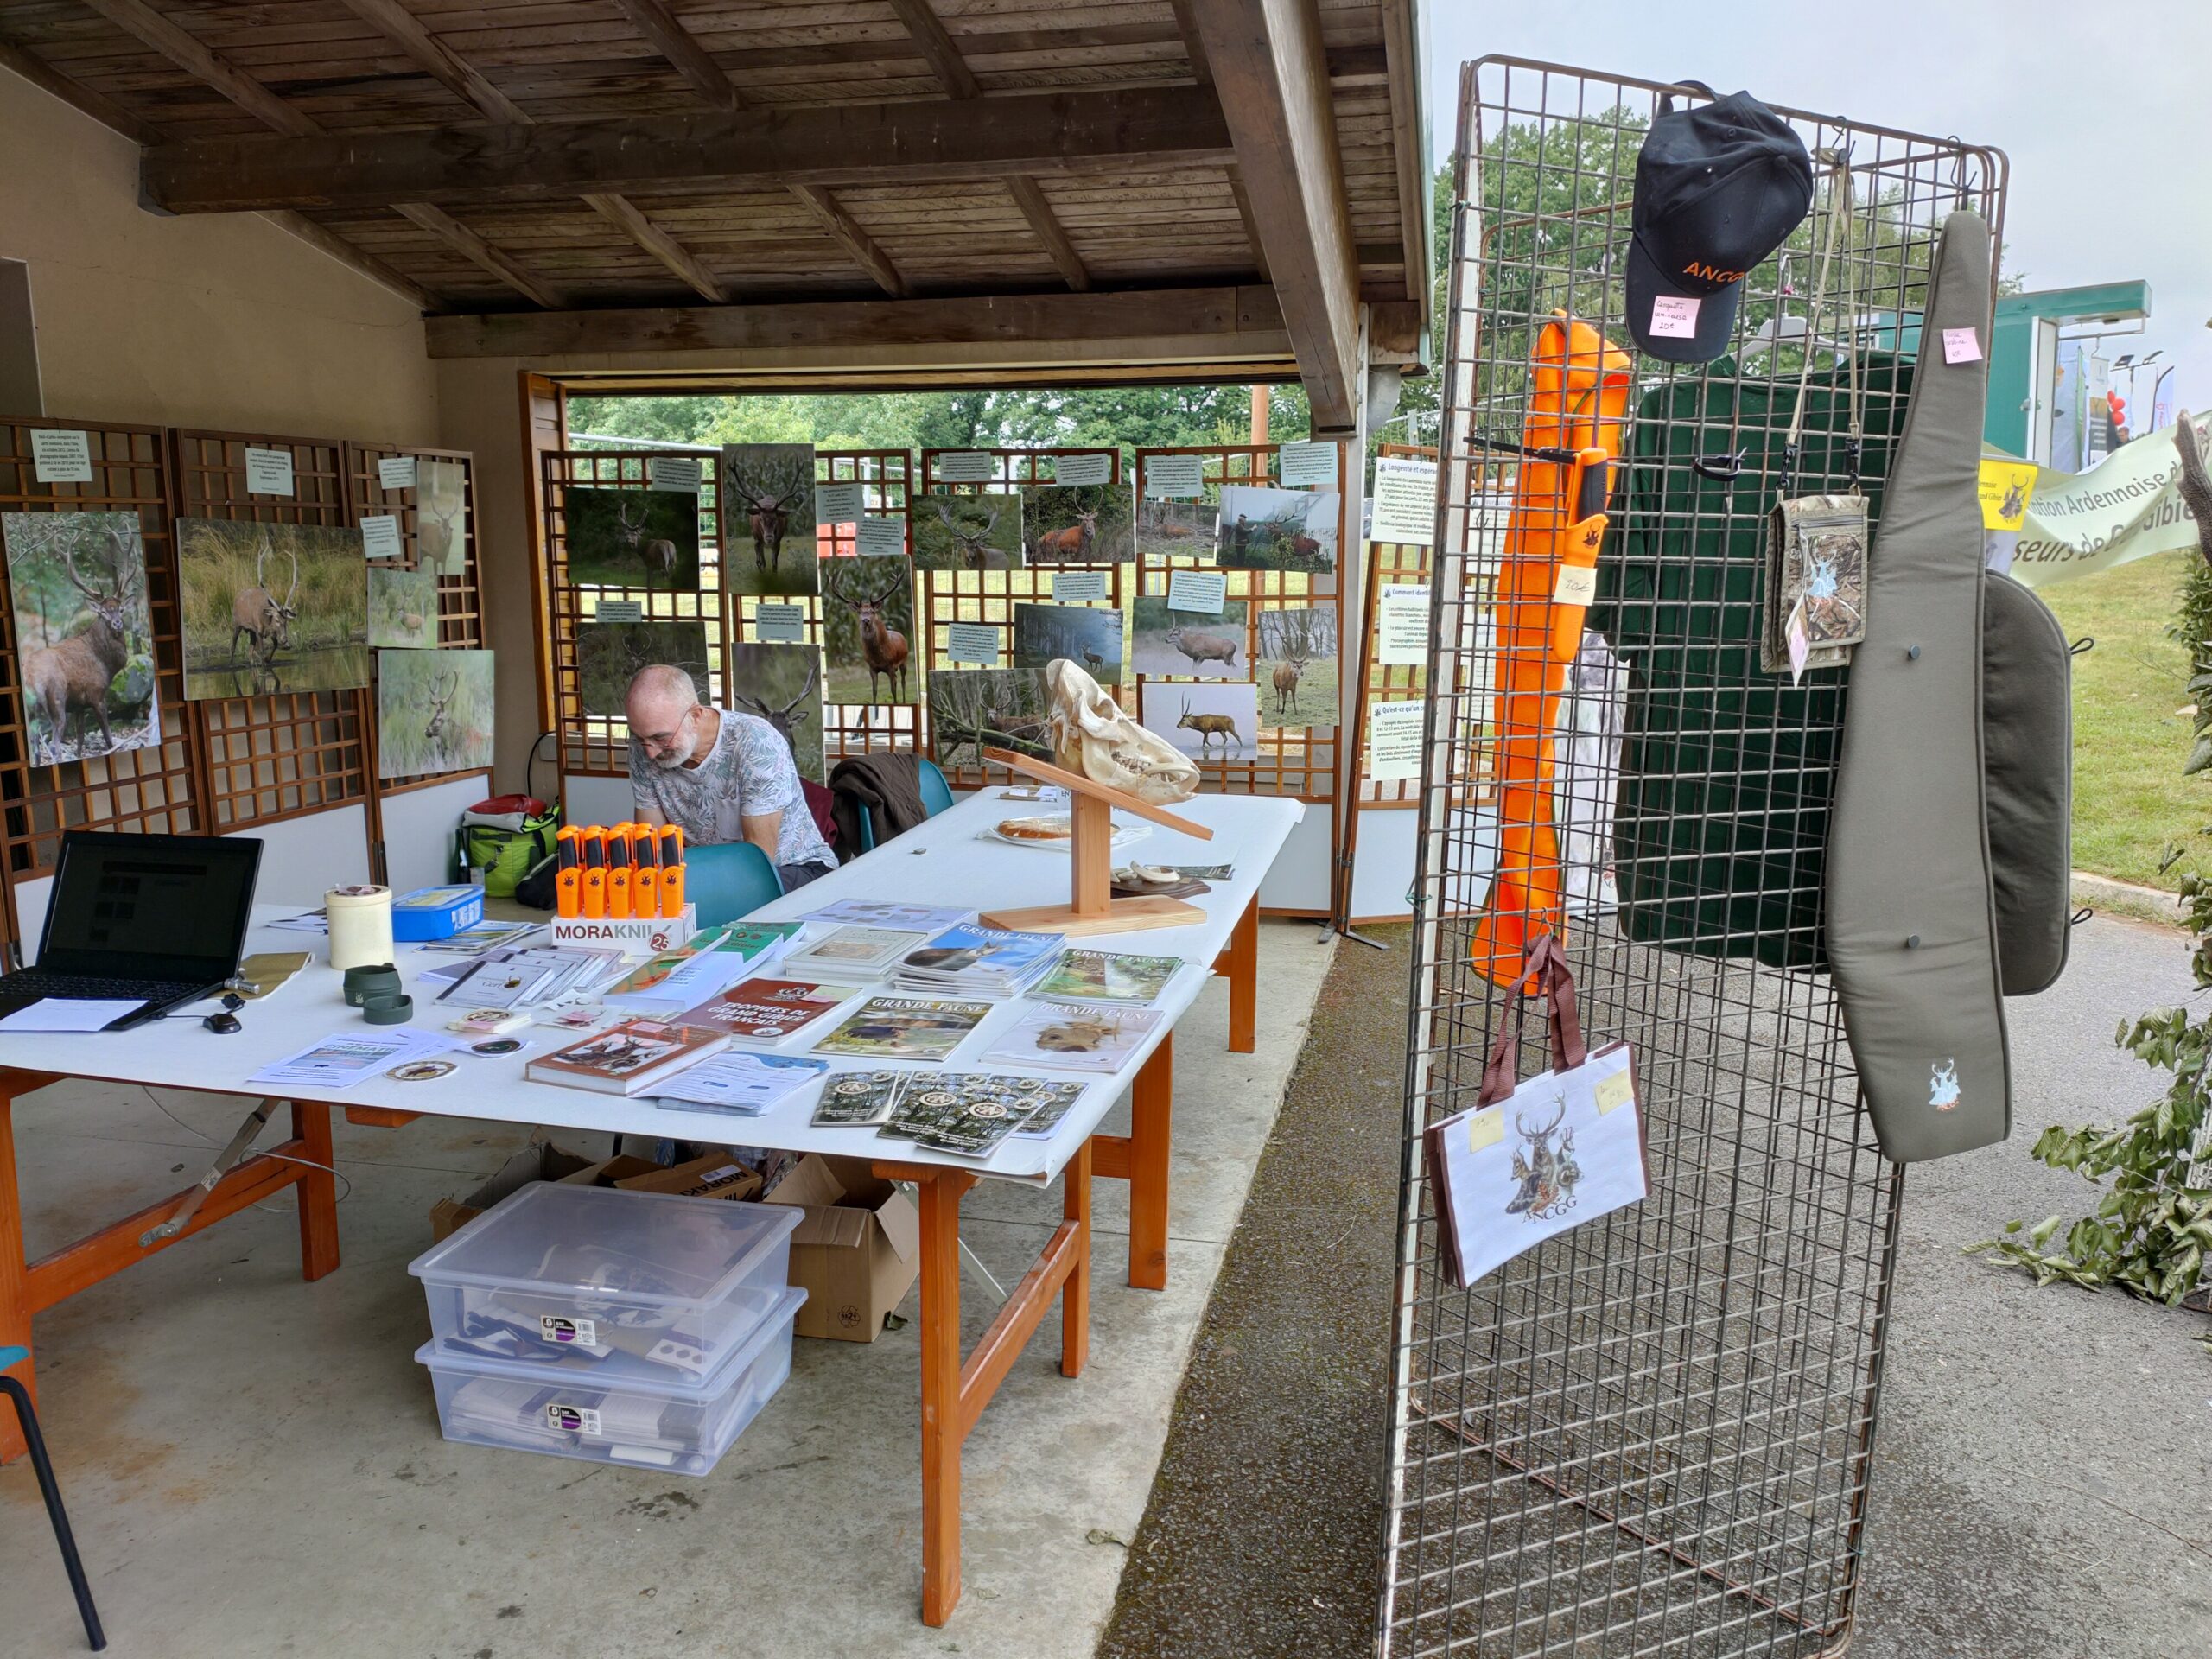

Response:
(1381, 61), (2006, 1658)
(345, 442), (485, 796)
(1133, 445), (1344, 805)
(544, 448), (723, 777)
(172, 430), (372, 832)
(0, 419), (203, 945)
(916, 447), (1127, 787)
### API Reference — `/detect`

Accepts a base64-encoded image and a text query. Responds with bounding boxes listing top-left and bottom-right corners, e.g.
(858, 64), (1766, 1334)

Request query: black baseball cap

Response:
(1627, 87), (1814, 363)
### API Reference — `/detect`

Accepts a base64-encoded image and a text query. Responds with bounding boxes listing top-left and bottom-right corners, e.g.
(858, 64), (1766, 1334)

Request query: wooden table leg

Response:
(914, 1168), (973, 1628)
(0, 1090), (30, 1464)
(1128, 1032), (1173, 1291)
(291, 1103), (340, 1281)
(1062, 1138), (1091, 1378)
(1212, 895), (1259, 1054)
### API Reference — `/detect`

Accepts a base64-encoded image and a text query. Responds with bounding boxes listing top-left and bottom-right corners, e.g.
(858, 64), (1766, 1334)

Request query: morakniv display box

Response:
(550, 903), (696, 954)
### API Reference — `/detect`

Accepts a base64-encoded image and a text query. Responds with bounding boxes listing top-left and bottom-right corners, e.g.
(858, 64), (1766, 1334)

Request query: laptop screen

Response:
(38, 832), (263, 984)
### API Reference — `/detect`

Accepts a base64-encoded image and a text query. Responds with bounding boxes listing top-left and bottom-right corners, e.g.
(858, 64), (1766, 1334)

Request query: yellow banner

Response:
(1977, 457), (2037, 531)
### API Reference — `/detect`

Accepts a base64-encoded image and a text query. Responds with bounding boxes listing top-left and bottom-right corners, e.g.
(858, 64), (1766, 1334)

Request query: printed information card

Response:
(1166, 569), (1228, 614)
(377, 454), (418, 491)
(945, 623), (1001, 665)
(1050, 453), (1114, 487)
(359, 514), (404, 559)
(1275, 441), (1339, 489)
(594, 599), (644, 624)
(1142, 454), (1205, 499)
(30, 429), (92, 484)
(245, 447), (296, 497)
(1369, 458), (1438, 546)
(933, 451), (996, 483)
(1052, 569), (1109, 603)
(855, 515), (906, 556)
(815, 481), (865, 524)
(1368, 701), (1426, 782)
(648, 455), (702, 493)
(1376, 583), (1431, 665)
(753, 603), (805, 643)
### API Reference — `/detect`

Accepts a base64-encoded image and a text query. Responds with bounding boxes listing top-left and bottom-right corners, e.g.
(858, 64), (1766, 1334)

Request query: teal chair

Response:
(685, 842), (784, 926)
(1, 1345), (105, 1649)
(858, 758), (956, 853)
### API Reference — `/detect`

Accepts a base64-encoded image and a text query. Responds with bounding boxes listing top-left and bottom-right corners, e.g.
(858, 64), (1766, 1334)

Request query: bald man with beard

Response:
(626, 664), (836, 891)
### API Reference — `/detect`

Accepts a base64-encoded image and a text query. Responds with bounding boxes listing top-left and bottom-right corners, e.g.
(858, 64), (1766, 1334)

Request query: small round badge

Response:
(471, 1038), (523, 1057)
(966, 1101), (1007, 1120)
(388, 1059), (455, 1082)
(918, 1090), (958, 1109)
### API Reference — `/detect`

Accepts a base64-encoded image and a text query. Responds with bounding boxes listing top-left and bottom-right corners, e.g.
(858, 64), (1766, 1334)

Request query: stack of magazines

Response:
(888, 923), (1066, 999)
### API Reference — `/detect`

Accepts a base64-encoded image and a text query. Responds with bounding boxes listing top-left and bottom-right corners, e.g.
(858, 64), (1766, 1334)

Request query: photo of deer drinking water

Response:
(561, 486), (701, 593)
(3, 511), (159, 764)
(178, 518), (368, 700)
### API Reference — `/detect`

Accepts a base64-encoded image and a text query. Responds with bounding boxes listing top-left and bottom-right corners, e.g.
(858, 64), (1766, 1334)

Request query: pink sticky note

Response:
(1649, 296), (1701, 340)
(1942, 327), (1982, 365)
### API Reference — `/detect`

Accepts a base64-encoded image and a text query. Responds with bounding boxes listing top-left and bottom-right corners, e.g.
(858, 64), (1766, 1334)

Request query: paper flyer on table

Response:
(250, 1029), (453, 1090)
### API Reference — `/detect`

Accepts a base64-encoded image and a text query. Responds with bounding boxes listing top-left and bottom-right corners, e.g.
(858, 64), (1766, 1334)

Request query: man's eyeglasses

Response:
(634, 709), (693, 752)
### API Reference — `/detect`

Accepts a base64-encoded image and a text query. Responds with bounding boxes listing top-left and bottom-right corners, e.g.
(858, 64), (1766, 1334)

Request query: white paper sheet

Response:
(0, 999), (151, 1032)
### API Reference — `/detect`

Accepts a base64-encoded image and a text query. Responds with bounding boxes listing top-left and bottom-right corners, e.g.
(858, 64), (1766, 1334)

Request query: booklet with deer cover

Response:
(978, 1001), (1163, 1074)
(810, 996), (994, 1062)
(525, 1018), (728, 1096)
(1029, 950), (1183, 1006)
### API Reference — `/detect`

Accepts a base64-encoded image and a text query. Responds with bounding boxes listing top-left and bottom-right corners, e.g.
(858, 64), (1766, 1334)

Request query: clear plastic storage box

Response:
(409, 1180), (803, 1382)
(416, 1287), (805, 1476)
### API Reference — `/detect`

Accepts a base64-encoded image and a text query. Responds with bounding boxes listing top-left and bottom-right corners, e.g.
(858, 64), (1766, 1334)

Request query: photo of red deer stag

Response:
(721, 443), (818, 597)
(3, 511), (158, 763)
(561, 486), (701, 593)
(818, 553), (916, 705)
(1021, 480), (1135, 563)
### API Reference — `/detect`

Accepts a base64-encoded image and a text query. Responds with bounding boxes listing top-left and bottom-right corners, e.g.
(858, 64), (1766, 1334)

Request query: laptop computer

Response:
(0, 831), (263, 1031)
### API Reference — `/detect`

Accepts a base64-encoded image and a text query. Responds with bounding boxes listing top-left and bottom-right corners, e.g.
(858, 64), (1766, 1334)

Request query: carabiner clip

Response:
(1693, 448), (1746, 482)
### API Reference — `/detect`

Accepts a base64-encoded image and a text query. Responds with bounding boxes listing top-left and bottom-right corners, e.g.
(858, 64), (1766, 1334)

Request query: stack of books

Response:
(887, 923), (1066, 999)
(781, 925), (931, 982)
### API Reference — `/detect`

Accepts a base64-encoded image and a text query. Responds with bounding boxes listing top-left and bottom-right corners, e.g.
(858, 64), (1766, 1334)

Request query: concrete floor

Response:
(0, 921), (1336, 1659)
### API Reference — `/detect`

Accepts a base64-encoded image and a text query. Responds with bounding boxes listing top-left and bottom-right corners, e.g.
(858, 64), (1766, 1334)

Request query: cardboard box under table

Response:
(0, 788), (1301, 1627)
(762, 1154), (920, 1343)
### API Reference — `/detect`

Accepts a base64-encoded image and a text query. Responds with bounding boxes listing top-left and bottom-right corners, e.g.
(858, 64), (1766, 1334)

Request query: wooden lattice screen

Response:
(346, 441), (487, 797)
(916, 447), (1128, 789)
(1131, 444), (1344, 817)
(174, 429), (372, 833)
(0, 418), (200, 950)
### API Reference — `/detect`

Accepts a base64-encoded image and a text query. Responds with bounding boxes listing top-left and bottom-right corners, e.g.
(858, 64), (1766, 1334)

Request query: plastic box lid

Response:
(415, 1286), (806, 1401)
(407, 1179), (802, 1307)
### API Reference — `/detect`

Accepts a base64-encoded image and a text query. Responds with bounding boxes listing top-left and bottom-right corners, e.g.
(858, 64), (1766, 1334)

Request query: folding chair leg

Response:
(1, 1376), (106, 1651)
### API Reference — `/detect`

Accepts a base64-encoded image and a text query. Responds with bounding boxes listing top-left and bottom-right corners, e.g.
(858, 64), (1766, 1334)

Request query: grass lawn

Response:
(2036, 550), (2209, 888)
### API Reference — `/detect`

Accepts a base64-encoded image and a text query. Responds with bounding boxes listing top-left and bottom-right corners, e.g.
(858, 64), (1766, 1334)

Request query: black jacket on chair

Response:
(828, 752), (930, 861)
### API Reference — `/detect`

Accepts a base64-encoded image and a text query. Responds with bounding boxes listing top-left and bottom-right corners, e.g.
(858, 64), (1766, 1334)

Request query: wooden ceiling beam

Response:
(1005, 175), (1090, 292)
(788, 185), (908, 299)
(885, 0), (1090, 293)
(425, 283), (1286, 360)
(335, 0), (723, 305)
(143, 86), (1236, 214)
(1167, 0), (1216, 88)
(393, 201), (563, 308)
(610, 0), (741, 113)
(260, 210), (435, 310)
(1378, 0), (1429, 309)
(334, 0), (529, 125)
(1185, 0), (1362, 435)
(572, 194), (717, 304)
(76, 0), (318, 137)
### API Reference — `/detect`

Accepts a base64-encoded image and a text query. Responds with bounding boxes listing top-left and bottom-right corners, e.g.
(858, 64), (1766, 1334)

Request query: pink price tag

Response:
(1649, 295), (1701, 340)
(1942, 327), (1982, 365)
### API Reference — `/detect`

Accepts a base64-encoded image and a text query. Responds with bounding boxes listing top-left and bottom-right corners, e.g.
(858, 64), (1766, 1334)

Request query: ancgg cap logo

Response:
(1928, 1059), (1961, 1112)
(1682, 261), (1749, 285)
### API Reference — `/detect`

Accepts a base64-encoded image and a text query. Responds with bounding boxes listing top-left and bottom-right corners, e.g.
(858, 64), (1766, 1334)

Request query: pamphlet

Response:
(803, 899), (977, 932)
(889, 922), (1066, 997)
(1029, 950), (1182, 1006)
(811, 1069), (911, 1128)
(783, 925), (932, 979)
(810, 996), (993, 1062)
(977, 1001), (1163, 1074)
(651, 1051), (828, 1117)
(880, 1072), (1085, 1158)
(249, 1027), (453, 1090)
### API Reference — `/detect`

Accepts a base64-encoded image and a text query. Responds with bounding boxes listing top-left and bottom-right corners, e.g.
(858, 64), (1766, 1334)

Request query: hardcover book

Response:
(524, 1018), (728, 1096)
(673, 978), (855, 1042)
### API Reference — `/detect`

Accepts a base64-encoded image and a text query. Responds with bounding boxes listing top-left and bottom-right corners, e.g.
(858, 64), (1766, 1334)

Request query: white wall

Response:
(0, 71), (437, 440)
(379, 772), (492, 892)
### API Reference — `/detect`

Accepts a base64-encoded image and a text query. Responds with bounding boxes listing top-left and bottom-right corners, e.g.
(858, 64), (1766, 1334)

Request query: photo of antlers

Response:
(817, 554), (915, 705)
(728, 642), (826, 782)
(914, 492), (1022, 570)
(3, 510), (158, 764)
(376, 648), (494, 781)
(560, 486), (702, 594)
(177, 517), (370, 702)
(722, 444), (819, 596)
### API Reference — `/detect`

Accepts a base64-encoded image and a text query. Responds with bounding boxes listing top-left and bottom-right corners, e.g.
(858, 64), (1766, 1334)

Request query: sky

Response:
(1421, 2), (2212, 436)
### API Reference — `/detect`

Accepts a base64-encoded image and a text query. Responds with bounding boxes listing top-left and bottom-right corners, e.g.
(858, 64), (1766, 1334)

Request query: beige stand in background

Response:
(976, 749), (1214, 937)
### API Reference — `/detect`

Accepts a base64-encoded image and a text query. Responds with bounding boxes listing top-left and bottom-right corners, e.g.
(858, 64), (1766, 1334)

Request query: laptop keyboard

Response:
(0, 970), (199, 1003)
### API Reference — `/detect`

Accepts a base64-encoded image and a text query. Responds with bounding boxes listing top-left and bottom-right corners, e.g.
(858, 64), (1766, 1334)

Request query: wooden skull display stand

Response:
(975, 748), (1214, 937)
